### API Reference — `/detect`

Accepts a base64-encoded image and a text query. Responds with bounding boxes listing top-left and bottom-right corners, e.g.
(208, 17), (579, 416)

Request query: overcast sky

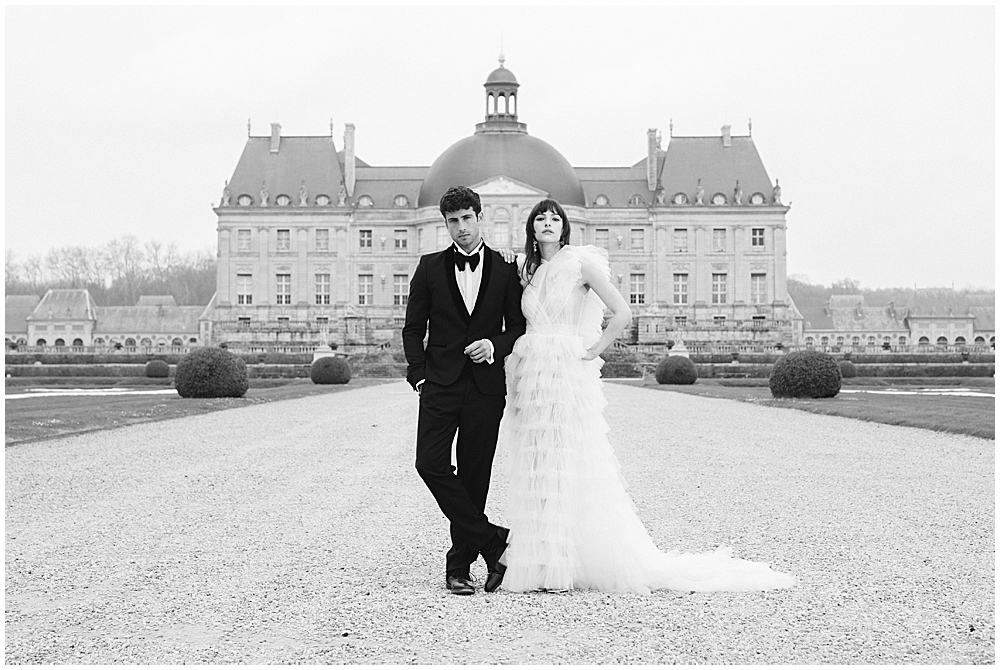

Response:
(5, 5), (994, 290)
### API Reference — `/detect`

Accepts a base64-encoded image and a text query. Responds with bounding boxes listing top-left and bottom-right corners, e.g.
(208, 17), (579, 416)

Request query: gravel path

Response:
(5, 381), (994, 664)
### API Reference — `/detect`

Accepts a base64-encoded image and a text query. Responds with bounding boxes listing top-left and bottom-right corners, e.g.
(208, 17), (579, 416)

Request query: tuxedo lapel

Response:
(443, 246), (471, 323)
(469, 246), (494, 323)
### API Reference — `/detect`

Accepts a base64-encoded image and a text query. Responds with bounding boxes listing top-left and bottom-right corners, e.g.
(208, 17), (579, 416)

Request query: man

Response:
(402, 186), (526, 595)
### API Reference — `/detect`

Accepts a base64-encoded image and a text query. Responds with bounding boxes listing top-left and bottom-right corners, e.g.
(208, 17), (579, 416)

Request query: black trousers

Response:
(415, 364), (506, 575)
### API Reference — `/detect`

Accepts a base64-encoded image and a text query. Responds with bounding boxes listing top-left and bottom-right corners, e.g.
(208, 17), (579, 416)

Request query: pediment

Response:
(471, 175), (549, 197)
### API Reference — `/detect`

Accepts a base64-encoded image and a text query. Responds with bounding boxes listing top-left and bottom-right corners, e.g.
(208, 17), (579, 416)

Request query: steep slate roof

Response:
(30, 289), (98, 321)
(93, 306), (203, 335)
(577, 165), (650, 208)
(657, 135), (774, 204)
(5, 295), (39, 334)
(826, 295), (908, 331)
(227, 136), (346, 207)
(136, 295), (178, 307)
(354, 166), (428, 209)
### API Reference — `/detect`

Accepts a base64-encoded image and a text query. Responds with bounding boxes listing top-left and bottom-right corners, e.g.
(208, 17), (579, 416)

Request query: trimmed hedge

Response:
(310, 356), (352, 384)
(769, 350), (842, 398)
(175, 347), (249, 398)
(145, 360), (170, 378)
(655, 356), (698, 385)
(839, 360), (857, 378)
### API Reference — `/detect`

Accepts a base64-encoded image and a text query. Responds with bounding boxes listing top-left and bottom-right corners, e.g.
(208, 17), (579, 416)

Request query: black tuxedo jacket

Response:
(402, 244), (526, 395)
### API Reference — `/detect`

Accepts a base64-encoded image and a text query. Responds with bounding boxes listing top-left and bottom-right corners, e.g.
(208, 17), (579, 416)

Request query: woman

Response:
(497, 199), (795, 594)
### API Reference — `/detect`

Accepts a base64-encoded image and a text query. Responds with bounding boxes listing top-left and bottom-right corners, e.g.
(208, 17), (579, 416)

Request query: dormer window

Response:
(358, 195), (374, 208)
(276, 194), (291, 206)
(315, 194), (330, 206)
(671, 193), (688, 205)
(394, 194), (409, 208)
(594, 194), (609, 207)
(711, 193), (727, 206)
(628, 194), (645, 207)
(749, 192), (766, 205)
(238, 194), (253, 206)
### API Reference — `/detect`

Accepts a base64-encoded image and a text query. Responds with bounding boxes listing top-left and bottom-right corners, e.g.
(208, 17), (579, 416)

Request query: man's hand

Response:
(497, 248), (517, 264)
(464, 339), (493, 364)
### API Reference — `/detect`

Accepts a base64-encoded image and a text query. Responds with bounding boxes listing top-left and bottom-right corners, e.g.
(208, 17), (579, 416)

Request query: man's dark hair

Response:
(439, 186), (482, 217)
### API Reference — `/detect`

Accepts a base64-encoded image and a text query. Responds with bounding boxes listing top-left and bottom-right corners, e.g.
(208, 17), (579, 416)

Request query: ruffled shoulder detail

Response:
(551, 245), (610, 287)
(548, 245), (610, 347)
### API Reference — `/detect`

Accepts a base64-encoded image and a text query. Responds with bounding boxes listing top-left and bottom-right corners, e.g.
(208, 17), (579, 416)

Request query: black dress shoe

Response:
(445, 575), (475, 596)
(480, 528), (509, 593)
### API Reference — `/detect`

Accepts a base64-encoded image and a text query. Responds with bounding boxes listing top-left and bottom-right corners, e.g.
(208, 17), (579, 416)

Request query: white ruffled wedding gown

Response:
(499, 245), (795, 594)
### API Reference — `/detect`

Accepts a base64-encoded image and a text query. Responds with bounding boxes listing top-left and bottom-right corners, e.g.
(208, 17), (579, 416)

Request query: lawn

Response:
(611, 378), (995, 440)
(4, 379), (395, 446)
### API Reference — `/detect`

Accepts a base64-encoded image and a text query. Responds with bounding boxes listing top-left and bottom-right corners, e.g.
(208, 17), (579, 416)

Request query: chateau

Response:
(202, 57), (799, 350)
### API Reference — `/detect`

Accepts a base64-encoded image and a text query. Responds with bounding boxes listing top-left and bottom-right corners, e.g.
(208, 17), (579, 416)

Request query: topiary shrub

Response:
(175, 347), (249, 398)
(838, 360), (857, 379)
(145, 359), (170, 378)
(310, 356), (352, 384)
(769, 350), (841, 398)
(655, 356), (698, 385)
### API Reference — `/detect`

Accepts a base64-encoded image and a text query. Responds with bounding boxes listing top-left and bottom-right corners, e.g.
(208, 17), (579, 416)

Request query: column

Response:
(297, 228), (309, 305)
(257, 229), (269, 305)
(218, 229), (231, 306)
(774, 222), (788, 304)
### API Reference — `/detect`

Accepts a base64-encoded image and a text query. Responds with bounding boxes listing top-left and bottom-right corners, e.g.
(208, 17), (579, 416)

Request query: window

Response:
(595, 194), (609, 206)
(673, 229), (688, 253)
(805, 337), (814, 346)
(630, 229), (645, 252)
(394, 195), (409, 207)
(821, 336), (829, 346)
(629, 273), (645, 305)
(360, 229), (372, 250)
(492, 208), (510, 247)
(751, 228), (765, 248)
(238, 229), (251, 251)
(936, 336), (948, 346)
(899, 336), (908, 345)
(713, 315), (726, 326)
(628, 194), (645, 207)
(394, 274), (409, 306)
(712, 228), (727, 252)
(277, 316), (290, 327)
(595, 229), (609, 250)
(277, 229), (291, 251)
(436, 226), (449, 249)
(238, 194), (252, 206)
(238, 317), (251, 331)
(673, 273), (688, 305)
(316, 229), (330, 252)
(315, 194), (330, 206)
(836, 336), (845, 346)
(236, 273), (253, 305)
(751, 273), (767, 303)
(955, 336), (966, 345)
(711, 273), (727, 304)
(358, 195), (374, 208)
(674, 315), (687, 328)
(394, 229), (408, 251)
(852, 336), (861, 346)
(276, 274), (291, 305)
(358, 274), (373, 305)
(276, 194), (291, 207)
(315, 274), (331, 305)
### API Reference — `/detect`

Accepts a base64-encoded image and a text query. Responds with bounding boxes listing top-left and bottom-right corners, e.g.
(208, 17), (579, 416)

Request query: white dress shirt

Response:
(454, 242), (494, 365)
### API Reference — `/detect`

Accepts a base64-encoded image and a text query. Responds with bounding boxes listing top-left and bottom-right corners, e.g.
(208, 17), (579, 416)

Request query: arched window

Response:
(868, 336), (876, 346)
(499, 94), (506, 114)
(509, 94), (516, 115)
(17, 338), (26, 346)
(315, 194), (330, 206)
(357, 195), (374, 208)
(595, 195), (609, 207)
(836, 336), (844, 345)
(126, 338), (137, 346)
(805, 337), (814, 346)
(54, 338), (65, 347)
(492, 208), (510, 246)
(238, 194), (252, 206)
(172, 338), (183, 346)
(936, 336), (948, 346)
(628, 194), (645, 207)
(918, 336), (929, 345)
(974, 336), (985, 344)
(898, 336), (907, 345)
(141, 338), (152, 346)
(851, 336), (860, 346)
(955, 336), (966, 344)
(275, 194), (291, 207)
(73, 338), (84, 346)
(488, 94), (495, 115)
(820, 336), (829, 346)
(94, 337), (105, 345)
(189, 337), (198, 344)
(36, 338), (46, 346)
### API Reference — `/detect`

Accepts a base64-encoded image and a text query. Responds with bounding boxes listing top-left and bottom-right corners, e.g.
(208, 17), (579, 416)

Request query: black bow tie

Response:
(454, 252), (480, 272)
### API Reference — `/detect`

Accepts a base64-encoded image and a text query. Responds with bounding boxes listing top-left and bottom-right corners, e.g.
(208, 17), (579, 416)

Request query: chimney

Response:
(270, 123), (281, 153)
(646, 128), (659, 191)
(721, 125), (731, 148)
(344, 123), (356, 197)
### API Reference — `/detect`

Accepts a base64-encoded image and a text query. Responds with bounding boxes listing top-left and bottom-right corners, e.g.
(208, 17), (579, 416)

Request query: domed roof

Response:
(418, 132), (586, 208)
(486, 65), (518, 86)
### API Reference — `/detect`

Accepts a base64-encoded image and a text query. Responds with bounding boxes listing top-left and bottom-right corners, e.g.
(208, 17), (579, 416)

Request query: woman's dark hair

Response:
(439, 186), (482, 217)
(521, 199), (571, 284)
